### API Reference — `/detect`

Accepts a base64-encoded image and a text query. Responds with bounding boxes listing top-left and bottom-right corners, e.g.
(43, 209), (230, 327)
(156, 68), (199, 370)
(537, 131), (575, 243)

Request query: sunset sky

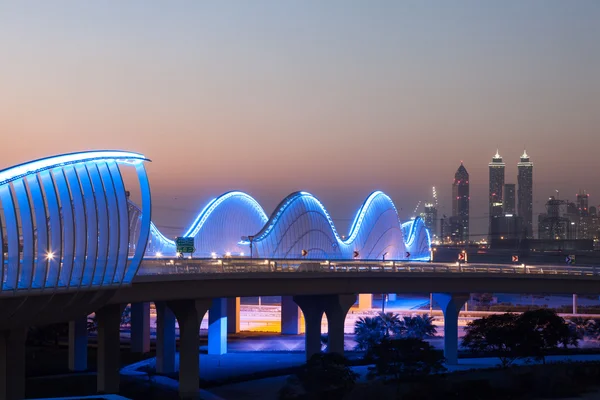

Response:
(1, 1), (599, 238)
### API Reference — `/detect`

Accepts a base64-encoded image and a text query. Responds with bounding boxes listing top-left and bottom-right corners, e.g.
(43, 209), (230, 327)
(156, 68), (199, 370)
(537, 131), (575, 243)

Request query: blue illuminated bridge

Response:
(1, 150), (599, 400)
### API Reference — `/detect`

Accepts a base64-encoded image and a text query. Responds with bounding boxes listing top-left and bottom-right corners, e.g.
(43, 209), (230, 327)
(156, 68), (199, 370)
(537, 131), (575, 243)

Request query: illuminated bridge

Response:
(141, 190), (432, 261)
(1, 151), (599, 400)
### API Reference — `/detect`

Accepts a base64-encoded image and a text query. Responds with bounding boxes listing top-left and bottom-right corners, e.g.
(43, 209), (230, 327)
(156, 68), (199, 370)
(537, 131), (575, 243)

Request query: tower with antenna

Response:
(517, 150), (534, 238)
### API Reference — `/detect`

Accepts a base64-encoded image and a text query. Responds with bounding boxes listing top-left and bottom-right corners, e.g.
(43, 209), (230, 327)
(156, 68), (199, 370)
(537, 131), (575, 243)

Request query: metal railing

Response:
(136, 258), (600, 277)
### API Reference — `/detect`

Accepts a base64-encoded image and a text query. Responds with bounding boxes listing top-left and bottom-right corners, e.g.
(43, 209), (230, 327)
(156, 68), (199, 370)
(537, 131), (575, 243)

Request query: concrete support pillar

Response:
(433, 293), (469, 365)
(155, 301), (176, 374)
(96, 304), (123, 394)
(293, 295), (325, 360)
(131, 302), (151, 353)
(281, 296), (302, 335)
(0, 329), (26, 400)
(357, 293), (372, 310)
(167, 299), (212, 400)
(573, 294), (578, 315)
(294, 294), (356, 360)
(68, 316), (88, 371)
(323, 295), (356, 356)
(227, 297), (240, 334)
(209, 298), (227, 355)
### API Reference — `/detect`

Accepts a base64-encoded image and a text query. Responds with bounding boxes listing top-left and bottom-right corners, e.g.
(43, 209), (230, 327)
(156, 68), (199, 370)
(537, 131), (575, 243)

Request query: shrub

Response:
(369, 338), (446, 382)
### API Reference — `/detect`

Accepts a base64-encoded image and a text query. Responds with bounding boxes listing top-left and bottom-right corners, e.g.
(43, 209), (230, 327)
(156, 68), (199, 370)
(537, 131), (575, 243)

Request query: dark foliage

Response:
(462, 309), (579, 367)
(281, 353), (358, 399)
(369, 338), (446, 382)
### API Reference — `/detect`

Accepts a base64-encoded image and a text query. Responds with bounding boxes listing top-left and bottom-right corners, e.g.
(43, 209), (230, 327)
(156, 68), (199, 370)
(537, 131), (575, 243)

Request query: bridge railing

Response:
(136, 258), (600, 277)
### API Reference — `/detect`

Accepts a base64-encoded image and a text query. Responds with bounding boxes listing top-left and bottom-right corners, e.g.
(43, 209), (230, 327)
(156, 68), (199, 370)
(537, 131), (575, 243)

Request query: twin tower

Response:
(449, 151), (534, 244)
(489, 150), (534, 238)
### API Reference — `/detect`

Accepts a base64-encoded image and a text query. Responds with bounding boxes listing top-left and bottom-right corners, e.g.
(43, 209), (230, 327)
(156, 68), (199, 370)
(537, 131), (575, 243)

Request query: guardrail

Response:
(136, 258), (600, 277)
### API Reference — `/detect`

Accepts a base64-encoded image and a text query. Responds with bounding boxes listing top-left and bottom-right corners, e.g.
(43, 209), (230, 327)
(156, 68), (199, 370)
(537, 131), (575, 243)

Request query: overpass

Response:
(1, 151), (599, 399)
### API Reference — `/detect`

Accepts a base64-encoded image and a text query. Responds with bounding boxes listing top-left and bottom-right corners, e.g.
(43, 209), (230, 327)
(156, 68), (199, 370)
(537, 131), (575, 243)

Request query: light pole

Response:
(248, 235), (254, 259)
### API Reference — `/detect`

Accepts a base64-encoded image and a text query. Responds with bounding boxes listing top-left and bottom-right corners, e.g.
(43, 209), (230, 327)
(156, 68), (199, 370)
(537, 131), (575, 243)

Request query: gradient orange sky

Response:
(1, 1), (599, 238)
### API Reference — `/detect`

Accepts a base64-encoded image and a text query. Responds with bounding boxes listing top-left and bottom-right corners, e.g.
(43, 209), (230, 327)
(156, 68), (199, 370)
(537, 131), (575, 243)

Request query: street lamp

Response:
(248, 235), (254, 259)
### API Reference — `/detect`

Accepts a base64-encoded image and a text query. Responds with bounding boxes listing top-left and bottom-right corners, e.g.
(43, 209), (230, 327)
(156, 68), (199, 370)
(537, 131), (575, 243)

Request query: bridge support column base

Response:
(209, 298), (227, 355)
(0, 329), (26, 400)
(227, 297), (240, 334)
(294, 294), (356, 360)
(324, 295), (356, 356)
(156, 302), (176, 374)
(433, 293), (469, 365)
(97, 304), (123, 394)
(167, 299), (212, 400)
(131, 302), (151, 354)
(69, 316), (88, 371)
(281, 296), (301, 335)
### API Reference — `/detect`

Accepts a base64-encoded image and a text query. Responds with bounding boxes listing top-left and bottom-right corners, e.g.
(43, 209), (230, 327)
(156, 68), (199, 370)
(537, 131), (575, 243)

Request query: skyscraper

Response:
(451, 162), (470, 243)
(489, 150), (505, 235)
(421, 202), (438, 238)
(504, 184), (516, 215)
(577, 190), (589, 216)
(517, 150), (533, 238)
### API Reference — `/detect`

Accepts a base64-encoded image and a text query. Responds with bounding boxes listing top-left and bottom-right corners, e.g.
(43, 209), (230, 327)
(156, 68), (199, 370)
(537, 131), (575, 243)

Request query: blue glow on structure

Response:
(245, 190), (430, 260)
(183, 191), (268, 238)
(251, 191), (399, 246)
(151, 223), (175, 246)
(345, 191), (398, 244)
(0, 150), (151, 293)
(0, 151), (147, 186)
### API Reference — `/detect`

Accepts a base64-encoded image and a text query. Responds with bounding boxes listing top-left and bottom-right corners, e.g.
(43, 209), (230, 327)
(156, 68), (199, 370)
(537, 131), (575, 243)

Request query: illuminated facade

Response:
(147, 191), (432, 261)
(451, 163), (470, 243)
(517, 151), (534, 238)
(489, 150), (505, 221)
(143, 191), (268, 257)
(0, 151), (151, 293)
(503, 183), (516, 215)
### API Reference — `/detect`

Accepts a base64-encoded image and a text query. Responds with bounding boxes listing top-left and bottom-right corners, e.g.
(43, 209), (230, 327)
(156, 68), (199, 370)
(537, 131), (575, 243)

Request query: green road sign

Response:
(175, 237), (195, 254)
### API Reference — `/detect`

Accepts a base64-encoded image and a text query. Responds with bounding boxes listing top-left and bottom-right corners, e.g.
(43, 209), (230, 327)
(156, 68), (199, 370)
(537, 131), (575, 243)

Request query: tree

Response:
(586, 319), (600, 340)
(293, 353), (358, 399)
(401, 314), (437, 339)
(378, 312), (402, 338)
(369, 338), (446, 382)
(462, 313), (523, 367)
(568, 317), (591, 339)
(354, 316), (385, 354)
(519, 309), (578, 363)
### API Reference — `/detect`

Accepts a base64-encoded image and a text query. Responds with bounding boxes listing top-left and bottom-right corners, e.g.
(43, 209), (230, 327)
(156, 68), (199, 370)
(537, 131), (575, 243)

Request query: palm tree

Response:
(568, 317), (591, 339)
(354, 316), (384, 352)
(585, 319), (600, 340)
(401, 314), (437, 339)
(378, 312), (402, 338)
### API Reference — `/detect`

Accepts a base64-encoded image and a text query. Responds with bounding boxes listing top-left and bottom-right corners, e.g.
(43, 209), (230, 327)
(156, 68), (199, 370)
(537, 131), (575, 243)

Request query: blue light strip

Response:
(151, 223), (175, 246)
(344, 191), (398, 244)
(251, 191), (401, 247)
(183, 191), (268, 238)
(0, 151), (148, 186)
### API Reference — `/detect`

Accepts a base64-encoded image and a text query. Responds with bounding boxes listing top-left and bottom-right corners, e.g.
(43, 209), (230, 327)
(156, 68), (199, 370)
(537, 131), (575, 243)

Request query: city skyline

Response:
(1, 1), (599, 239)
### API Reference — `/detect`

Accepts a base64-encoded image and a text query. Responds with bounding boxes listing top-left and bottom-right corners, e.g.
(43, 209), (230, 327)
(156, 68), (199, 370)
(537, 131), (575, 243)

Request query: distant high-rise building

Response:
(538, 195), (572, 240)
(504, 184), (516, 215)
(421, 202), (438, 239)
(452, 162), (470, 243)
(573, 191), (592, 239)
(577, 190), (589, 216)
(489, 151), (505, 237)
(517, 150), (533, 238)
